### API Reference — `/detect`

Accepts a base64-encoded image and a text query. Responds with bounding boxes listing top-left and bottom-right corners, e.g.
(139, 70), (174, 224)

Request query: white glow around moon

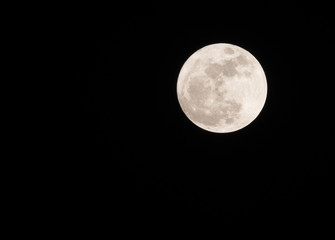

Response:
(177, 43), (267, 133)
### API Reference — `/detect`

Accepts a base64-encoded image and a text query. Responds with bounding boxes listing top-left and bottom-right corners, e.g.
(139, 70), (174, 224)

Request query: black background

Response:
(74, 1), (332, 235)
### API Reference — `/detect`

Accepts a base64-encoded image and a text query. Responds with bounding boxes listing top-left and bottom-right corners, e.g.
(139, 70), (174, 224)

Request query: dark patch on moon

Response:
(215, 78), (224, 87)
(220, 100), (242, 125)
(215, 89), (224, 98)
(214, 84), (226, 101)
(224, 47), (234, 55)
(222, 60), (238, 77)
(236, 54), (249, 66)
(204, 63), (223, 79)
(225, 118), (235, 124)
(244, 70), (252, 77)
(188, 76), (211, 102)
(204, 60), (239, 79)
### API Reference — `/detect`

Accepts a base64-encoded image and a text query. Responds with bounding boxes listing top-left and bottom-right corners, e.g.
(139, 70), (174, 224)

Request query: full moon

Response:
(177, 43), (267, 133)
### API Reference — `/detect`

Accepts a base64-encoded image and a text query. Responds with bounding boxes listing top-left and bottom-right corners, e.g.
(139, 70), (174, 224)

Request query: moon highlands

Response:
(177, 43), (267, 133)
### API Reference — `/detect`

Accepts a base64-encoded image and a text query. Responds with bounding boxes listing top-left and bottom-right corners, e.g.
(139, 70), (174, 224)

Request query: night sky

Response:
(75, 1), (332, 235)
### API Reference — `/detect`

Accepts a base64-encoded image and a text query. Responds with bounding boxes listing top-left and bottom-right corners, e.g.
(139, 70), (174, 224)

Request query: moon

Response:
(177, 43), (267, 133)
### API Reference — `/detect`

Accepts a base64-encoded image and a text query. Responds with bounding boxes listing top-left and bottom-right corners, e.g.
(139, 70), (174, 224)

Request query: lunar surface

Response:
(177, 43), (267, 133)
